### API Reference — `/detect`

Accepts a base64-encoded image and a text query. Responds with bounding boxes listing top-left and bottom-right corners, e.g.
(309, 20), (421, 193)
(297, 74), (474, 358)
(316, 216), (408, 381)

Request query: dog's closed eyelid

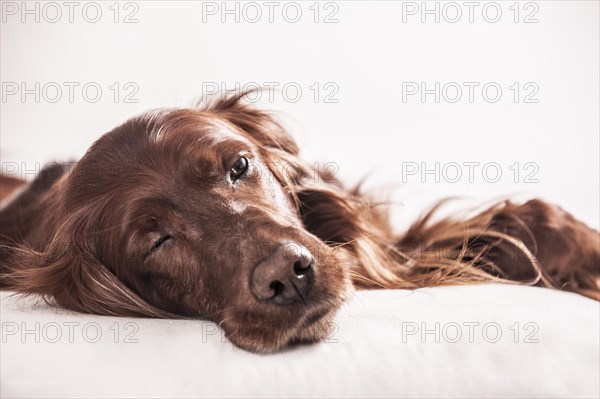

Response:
(153, 235), (172, 249)
(143, 234), (173, 259)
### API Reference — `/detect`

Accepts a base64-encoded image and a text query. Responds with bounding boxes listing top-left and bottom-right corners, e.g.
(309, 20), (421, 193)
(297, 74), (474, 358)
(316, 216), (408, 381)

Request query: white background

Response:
(1, 0), (598, 230)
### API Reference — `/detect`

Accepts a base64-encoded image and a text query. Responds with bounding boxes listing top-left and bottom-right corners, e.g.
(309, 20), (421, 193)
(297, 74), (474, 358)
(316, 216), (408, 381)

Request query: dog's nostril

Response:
(293, 260), (312, 276)
(269, 280), (285, 297)
(251, 243), (315, 305)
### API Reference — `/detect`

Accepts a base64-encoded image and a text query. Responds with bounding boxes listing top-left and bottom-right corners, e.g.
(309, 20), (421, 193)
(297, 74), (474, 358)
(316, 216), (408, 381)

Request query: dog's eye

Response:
(153, 235), (171, 249)
(230, 157), (249, 181)
(147, 235), (172, 257)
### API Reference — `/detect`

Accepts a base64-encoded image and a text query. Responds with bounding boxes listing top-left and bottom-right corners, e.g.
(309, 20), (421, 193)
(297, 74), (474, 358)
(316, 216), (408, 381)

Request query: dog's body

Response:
(1, 94), (599, 352)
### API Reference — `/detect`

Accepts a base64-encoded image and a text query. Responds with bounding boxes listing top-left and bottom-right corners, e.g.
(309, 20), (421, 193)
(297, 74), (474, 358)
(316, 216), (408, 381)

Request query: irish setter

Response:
(1, 93), (598, 352)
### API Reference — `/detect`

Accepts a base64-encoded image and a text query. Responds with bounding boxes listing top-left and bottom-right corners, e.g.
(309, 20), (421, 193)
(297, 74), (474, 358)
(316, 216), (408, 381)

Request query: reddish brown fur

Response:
(0, 175), (25, 201)
(1, 93), (599, 352)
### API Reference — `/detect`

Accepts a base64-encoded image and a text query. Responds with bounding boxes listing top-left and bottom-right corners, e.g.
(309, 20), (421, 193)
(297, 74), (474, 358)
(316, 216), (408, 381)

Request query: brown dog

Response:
(1, 93), (598, 352)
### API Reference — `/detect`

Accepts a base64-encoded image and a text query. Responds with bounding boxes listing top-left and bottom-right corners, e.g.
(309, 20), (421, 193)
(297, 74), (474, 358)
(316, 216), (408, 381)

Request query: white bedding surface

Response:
(1, 284), (599, 398)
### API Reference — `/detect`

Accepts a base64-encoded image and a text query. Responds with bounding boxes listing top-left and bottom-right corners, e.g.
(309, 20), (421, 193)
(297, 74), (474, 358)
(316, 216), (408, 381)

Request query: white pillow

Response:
(1, 284), (598, 398)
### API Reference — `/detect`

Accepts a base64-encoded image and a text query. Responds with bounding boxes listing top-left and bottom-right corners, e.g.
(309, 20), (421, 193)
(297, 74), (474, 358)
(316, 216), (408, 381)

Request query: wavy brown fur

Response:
(1, 91), (598, 352)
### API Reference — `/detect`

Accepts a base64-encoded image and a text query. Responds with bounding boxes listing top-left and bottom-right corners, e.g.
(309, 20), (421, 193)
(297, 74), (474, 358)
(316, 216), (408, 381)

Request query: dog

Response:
(1, 92), (599, 352)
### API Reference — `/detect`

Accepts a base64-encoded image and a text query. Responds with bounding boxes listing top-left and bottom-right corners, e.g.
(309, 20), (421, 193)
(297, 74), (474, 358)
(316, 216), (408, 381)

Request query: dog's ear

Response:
(0, 224), (170, 318)
(0, 163), (69, 238)
(202, 90), (300, 156)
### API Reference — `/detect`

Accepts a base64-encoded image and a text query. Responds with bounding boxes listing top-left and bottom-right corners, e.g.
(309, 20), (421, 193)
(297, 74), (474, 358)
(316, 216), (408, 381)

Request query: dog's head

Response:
(8, 95), (350, 352)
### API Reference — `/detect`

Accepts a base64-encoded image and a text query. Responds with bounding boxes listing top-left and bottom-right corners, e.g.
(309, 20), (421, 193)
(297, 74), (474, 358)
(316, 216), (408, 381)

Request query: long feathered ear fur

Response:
(210, 91), (600, 301)
(1, 243), (171, 317)
(0, 160), (173, 317)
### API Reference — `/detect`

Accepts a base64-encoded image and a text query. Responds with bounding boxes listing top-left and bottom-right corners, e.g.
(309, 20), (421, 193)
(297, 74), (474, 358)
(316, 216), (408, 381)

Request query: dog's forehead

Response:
(196, 120), (253, 148)
(144, 108), (252, 148)
(130, 109), (257, 182)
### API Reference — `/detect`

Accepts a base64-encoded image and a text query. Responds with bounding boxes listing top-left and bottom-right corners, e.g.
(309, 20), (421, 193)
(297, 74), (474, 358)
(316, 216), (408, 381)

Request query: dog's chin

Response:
(221, 254), (351, 353)
(221, 304), (341, 353)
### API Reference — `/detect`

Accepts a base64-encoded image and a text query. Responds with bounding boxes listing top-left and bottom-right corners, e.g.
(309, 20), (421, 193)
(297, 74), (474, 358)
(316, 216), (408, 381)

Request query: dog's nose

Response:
(250, 243), (314, 305)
